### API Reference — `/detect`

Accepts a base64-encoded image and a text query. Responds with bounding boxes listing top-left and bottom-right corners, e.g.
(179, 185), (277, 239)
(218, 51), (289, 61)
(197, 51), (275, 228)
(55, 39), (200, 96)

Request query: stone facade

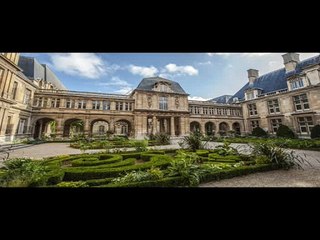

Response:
(1, 52), (319, 143)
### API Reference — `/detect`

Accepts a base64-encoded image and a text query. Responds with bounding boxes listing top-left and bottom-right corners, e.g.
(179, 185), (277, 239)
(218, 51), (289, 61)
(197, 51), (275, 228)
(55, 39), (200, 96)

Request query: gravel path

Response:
(200, 169), (320, 187)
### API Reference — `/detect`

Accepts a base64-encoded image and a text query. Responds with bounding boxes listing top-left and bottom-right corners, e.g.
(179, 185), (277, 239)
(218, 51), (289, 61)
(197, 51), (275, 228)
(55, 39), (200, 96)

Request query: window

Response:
(18, 119), (26, 134)
(66, 99), (75, 108)
(23, 89), (32, 105)
(5, 116), (12, 134)
(290, 78), (304, 90)
(270, 119), (282, 133)
(203, 107), (208, 115)
(297, 116), (314, 134)
(125, 102), (129, 111)
(248, 104), (258, 116)
(103, 101), (110, 110)
(268, 99), (280, 114)
(11, 81), (18, 100)
(92, 100), (100, 110)
(78, 100), (86, 109)
(293, 94), (309, 111)
(159, 96), (168, 110)
(251, 120), (259, 130)
(246, 91), (254, 100)
(116, 102), (123, 111)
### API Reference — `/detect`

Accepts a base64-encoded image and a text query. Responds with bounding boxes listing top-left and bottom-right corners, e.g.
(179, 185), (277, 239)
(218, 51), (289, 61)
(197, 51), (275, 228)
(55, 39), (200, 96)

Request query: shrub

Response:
(121, 152), (141, 160)
(252, 142), (308, 169)
(167, 153), (203, 186)
(251, 127), (268, 137)
(132, 140), (148, 152)
(0, 159), (48, 187)
(196, 150), (209, 157)
(212, 141), (238, 156)
(111, 167), (164, 184)
(85, 178), (113, 186)
(153, 133), (171, 145)
(255, 155), (271, 164)
(179, 132), (204, 151)
(276, 125), (295, 139)
(140, 151), (165, 161)
(311, 125), (320, 139)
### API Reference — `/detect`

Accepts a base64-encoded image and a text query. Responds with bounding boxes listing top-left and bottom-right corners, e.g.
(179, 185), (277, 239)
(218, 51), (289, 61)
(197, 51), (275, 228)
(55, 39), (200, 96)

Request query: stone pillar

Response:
(152, 116), (157, 134)
(142, 115), (147, 137)
(38, 120), (43, 139)
(56, 118), (64, 139)
(180, 117), (185, 136)
(110, 101), (116, 110)
(84, 118), (90, 137)
(185, 117), (190, 135)
(170, 116), (175, 136)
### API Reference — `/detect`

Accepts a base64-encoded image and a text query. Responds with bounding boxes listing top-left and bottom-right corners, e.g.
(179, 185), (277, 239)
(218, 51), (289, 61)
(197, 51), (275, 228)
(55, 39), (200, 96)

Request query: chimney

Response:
(282, 53), (300, 72)
(247, 69), (259, 85)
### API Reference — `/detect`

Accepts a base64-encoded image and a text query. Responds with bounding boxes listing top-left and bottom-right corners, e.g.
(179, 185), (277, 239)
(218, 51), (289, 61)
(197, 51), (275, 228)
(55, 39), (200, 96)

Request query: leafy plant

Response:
(179, 132), (204, 151)
(213, 141), (238, 156)
(0, 159), (48, 187)
(252, 142), (309, 169)
(131, 140), (148, 152)
(167, 152), (203, 186)
(111, 167), (164, 184)
(153, 133), (171, 145)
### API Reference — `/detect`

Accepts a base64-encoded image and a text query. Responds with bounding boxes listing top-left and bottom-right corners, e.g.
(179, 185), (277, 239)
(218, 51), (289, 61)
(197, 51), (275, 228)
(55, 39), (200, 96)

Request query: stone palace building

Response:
(0, 52), (319, 142)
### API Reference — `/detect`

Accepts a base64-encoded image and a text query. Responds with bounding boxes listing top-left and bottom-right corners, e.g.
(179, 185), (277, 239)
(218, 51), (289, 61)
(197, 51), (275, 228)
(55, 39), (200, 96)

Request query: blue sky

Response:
(21, 53), (319, 100)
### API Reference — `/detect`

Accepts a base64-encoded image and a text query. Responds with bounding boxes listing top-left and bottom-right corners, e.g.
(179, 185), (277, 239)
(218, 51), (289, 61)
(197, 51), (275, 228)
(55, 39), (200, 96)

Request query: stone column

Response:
(185, 117), (190, 135)
(180, 117), (185, 136)
(170, 116), (175, 136)
(38, 120), (43, 139)
(56, 118), (64, 139)
(152, 116), (157, 134)
(84, 118), (90, 137)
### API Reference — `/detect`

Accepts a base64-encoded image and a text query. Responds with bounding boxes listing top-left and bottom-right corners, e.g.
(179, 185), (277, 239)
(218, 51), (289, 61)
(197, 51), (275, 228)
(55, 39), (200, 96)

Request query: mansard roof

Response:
(209, 95), (232, 104)
(18, 56), (67, 90)
(135, 77), (188, 95)
(229, 54), (320, 103)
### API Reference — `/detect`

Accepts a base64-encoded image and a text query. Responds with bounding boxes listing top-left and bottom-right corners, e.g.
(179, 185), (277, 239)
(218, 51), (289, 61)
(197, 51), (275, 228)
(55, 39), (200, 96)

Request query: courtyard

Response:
(1, 139), (320, 187)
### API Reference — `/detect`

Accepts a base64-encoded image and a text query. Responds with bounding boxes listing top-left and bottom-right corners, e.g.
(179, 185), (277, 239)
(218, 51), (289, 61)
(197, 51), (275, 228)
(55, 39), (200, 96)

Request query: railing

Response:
(36, 89), (132, 99)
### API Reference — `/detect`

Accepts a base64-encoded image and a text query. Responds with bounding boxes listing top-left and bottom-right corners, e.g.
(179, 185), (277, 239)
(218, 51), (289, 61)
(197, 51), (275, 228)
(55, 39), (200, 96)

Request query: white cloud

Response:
(128, 65), (158, 77)
(99, 76), (131, 87)
(49, 53), (110, 79)
(207, 53), (232, 57)
(165, 63), (198, 76)
(114, 87), (134, 94)
(188, 96), (209, 101)
(197, 61), (212, 65)
(98, 76), (133, 95)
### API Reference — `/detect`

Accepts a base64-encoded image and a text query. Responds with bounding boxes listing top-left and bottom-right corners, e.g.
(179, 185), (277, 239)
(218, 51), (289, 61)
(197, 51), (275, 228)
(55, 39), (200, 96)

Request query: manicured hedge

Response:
(63, 155), (172, 181)
(196, 150), (210, 157)
(85, 178), (114, 186)
(140, 151), (165, 161)
(71, 154), (122, 167)
(208, 153), (241, 162)
(70, 158), (135, 170)
(121, 152), (141, 160)
(200, 164), (278, 183)
(100, 176), (186, 187)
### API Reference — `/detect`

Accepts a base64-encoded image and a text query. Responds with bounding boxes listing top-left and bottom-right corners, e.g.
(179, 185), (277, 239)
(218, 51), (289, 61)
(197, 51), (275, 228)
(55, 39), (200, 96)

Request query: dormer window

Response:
(290, 78), (304, 90)
(245, 89), (261, 101)
(153, 82), (172, 92)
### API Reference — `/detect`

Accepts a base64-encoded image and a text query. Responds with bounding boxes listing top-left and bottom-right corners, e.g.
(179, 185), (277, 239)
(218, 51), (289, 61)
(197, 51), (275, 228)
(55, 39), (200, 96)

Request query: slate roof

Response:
(135, 77), (188, 94)
(209, 95), (232, 104)
(229, 54), (320, 103)
(18, 56), (67, 90)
